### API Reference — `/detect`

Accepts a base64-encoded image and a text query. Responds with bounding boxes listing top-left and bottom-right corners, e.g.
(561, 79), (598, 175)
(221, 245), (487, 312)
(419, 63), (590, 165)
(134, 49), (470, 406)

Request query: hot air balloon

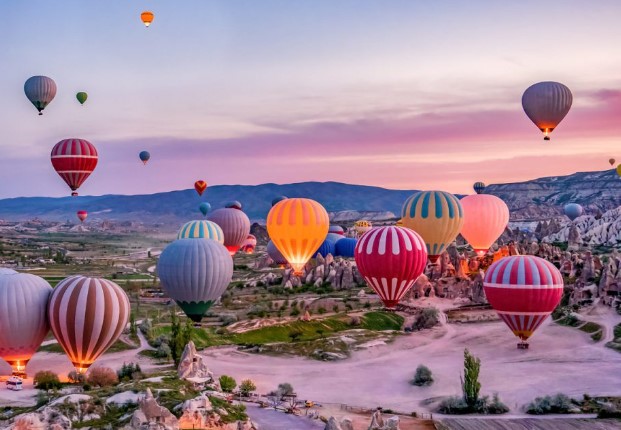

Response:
(141, 11), (154, 27)
(24, 76), (57, 115)
(267, 240), (288, 265)
(355, 227), (428, 309)
(177, 220), (224, 243)
(240, 234), (257, 254)
(564, 203), (583, 221)
(609, 158), (616, 166)
(354, 220), (372, 237)
(158, 239), (233, 322)
(51, 139), (98, 196)
(395, 218), (403, 227)
(313, 239), (335, 259)
(328, 225), (345, 235)
(194, 180), (207, 196)
(208, 207), (251, 255)
(76, 210), (88, 223)
(76, 92), (88, 105)
(473, 182), (486, 194)
(139, 151), (150, 165)
(0, 268), (17, 275)
(522, 81), (572, 141)
(325, 233), (344, 244)
(272, 196), (288, 207)
(48, 276), (130, 372)
(460, 194), (509, 256)
(483, 255), (563, 348)
(225, 201), (242, 210)
(0, 273), (52, 375)
(334, 237), (357, 258)
(267, 198), (330, 275)
(199, 202), (211, 217)
(401, 191), (464, 263)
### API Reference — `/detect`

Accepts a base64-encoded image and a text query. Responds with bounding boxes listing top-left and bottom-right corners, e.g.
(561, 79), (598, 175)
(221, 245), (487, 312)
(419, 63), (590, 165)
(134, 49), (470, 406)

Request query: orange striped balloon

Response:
(48, 276), (130, 373)
(267, 198), (329, 275)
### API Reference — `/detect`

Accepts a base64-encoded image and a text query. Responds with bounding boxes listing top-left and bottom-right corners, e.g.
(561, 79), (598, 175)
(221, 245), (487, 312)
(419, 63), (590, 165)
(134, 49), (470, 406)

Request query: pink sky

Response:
(1, 1), (620, 198)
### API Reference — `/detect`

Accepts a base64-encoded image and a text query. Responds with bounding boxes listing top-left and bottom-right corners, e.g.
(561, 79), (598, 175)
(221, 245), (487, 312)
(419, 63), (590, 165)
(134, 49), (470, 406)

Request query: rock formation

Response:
(129, 388), (178, 430)
(178, 341), (214, 382)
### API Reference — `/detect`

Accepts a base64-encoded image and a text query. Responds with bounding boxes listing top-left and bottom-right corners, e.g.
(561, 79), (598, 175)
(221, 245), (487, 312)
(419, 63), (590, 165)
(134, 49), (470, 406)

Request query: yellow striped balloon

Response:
(177, 220), (224, 243)
(401, 190), (464, 263)
(267, 198), (329, 274)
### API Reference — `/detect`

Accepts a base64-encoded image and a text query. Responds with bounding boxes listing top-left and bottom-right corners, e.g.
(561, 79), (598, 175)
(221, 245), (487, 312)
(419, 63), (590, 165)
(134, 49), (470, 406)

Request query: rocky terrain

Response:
(543, 206), (621, 246)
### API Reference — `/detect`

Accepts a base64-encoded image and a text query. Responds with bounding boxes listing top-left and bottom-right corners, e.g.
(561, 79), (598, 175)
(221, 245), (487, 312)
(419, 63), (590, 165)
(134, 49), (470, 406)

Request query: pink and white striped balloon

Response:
(355, 226), (428, 309)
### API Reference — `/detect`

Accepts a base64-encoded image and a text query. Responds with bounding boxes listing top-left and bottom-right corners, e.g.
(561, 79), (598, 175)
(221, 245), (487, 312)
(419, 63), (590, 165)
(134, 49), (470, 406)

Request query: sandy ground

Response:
(204, 304), (621, 415)
(244, 403), (324, 430)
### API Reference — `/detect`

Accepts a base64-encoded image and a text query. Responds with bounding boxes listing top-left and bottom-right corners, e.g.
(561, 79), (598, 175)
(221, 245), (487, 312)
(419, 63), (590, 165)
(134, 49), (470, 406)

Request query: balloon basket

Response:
(517, 342), (529, 350)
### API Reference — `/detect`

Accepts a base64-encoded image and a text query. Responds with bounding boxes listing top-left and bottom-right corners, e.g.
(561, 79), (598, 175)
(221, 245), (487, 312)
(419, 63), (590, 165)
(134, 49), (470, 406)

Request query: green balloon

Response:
(76, 92), (88, 105)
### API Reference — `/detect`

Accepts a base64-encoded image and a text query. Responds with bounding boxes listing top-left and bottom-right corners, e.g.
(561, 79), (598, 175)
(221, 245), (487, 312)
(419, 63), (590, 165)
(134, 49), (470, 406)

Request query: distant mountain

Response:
(0, 170), (618, 225)
(485, 169), (621, 221)
(0, 182), (417, 224)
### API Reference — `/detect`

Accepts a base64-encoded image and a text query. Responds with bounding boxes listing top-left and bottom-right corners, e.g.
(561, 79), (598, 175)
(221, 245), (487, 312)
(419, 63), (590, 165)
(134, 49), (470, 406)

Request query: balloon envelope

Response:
(177, 220), (224, 243)
(460, 194), (509, 256)
(473, 182), (486, 194)
(208, 208), (251, 255)
(334, 237), (357, 258)
(76, 211), (88, 223)
(199, 202), (211, 217)
(158, 239), (233, 322)
(139, 151), (150, 165)
(609, 158), (616, 166)
(267, 240), (288, 265)
(194, 180), (207, 196)
(522, 81), (572, 140)
(141, 11), (154, 27)
(240, 234), (257, 254)
(354, 220), (372, 236)
(76, 92), (88, 105)
(0, 273), (52, 373)
(617, 165), (621, 177)
(563, 203), (583, 221)
(48, 276), (130, 372)
(401, 190), (464, 263)
(24, 76), (57, 115)
(313, 239), (335, 258)
(326, 233), (345, 244)
(225, 201), (242, 210)
(267, 198), (330, 274)
(328, 225), (345, 235)
(483, 256), (563, 342)
(355, 227), (428, 309)
(51, 139), (98, 196)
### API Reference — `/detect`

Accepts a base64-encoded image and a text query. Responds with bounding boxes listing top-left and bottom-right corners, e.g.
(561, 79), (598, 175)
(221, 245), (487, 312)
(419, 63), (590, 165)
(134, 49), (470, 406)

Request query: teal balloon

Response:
(157, 239), (233, 322)
(199, 202), (211, 217)
(177, 220), (223, 243)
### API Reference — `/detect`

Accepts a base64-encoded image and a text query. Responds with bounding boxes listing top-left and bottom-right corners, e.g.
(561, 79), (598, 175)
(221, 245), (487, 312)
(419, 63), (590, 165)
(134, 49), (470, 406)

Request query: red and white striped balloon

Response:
(50, 139), (98, 196)
(484, 255), (563, 343)
(355, 226), (428, 309)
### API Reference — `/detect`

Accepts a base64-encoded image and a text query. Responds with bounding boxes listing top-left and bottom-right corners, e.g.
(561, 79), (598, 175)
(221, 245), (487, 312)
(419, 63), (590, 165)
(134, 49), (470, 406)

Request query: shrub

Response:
(219, 375), (237, 393)
(156, 343), (172, 360)
(240, 379), (257, 397)
(87, 367), (119, 387)
(277, 382), (295, 396)
(34, 371), (62, 391)
(117, 362), (143, 381)
(290, 308), (301, 317)
(349, 316), (361, 326)
(437, 396), (469, 414)
(413, 308), (439, 330)
(288, 330), (303, 342)
(412, 365), (434, 386)
(220, 314), (238, 326)
(526, 393), (574, 415)
(317, 307), (327, 315)
(68, 370), (85, 384)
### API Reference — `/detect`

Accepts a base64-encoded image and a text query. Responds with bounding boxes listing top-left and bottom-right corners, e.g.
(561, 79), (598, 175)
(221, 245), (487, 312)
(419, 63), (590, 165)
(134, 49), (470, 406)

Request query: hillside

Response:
(0, 169), (618, 224)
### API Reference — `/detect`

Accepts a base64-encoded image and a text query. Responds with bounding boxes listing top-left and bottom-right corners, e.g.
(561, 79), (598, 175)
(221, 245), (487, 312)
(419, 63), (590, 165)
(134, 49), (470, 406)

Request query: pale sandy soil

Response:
(204, 305), (621, 415)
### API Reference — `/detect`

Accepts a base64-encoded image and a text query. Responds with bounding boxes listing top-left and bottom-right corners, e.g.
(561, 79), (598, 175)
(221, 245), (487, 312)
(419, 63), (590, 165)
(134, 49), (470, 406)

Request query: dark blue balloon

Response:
(312, 239), (336, 258)
(335, 238), (357, 258)
(139, 150), (150, 164)
(473, 182), (485, 194)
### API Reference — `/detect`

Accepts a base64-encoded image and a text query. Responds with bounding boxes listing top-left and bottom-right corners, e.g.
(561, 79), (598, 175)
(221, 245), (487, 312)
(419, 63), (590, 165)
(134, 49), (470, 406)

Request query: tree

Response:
(87, 366), (119, 387)
(169, 311), (182, 365)
(129, 312), (137, 337)
(240, 379), (257, 397)
(277, 382), (295, 397)
(34, 371), (62, 392)
(412, 365), (434, 386)
(219, 375), (237, 393)
(315, 328), (325, 338)
(461, 349), (481, 408)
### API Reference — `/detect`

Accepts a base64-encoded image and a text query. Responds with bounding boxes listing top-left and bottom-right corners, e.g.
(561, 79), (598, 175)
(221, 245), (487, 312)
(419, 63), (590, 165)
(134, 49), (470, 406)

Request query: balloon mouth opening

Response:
(474, 249), (488, 257)
(226, 246), (240, 256)
(382, 300), (398, 310)
(7, 360), (29, 375)
(73, 363), (92, 374)
(428, 255), (440, 263)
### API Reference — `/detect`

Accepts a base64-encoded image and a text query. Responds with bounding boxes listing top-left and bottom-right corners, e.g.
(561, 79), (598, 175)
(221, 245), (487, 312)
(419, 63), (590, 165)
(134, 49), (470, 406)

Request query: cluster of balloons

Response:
(0, 271), (129, 375)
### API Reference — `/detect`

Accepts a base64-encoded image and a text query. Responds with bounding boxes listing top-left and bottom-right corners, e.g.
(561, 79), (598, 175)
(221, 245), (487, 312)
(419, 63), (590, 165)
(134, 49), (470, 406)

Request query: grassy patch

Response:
(37, 339), (136, 354)
(579, 322), (602, 334)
